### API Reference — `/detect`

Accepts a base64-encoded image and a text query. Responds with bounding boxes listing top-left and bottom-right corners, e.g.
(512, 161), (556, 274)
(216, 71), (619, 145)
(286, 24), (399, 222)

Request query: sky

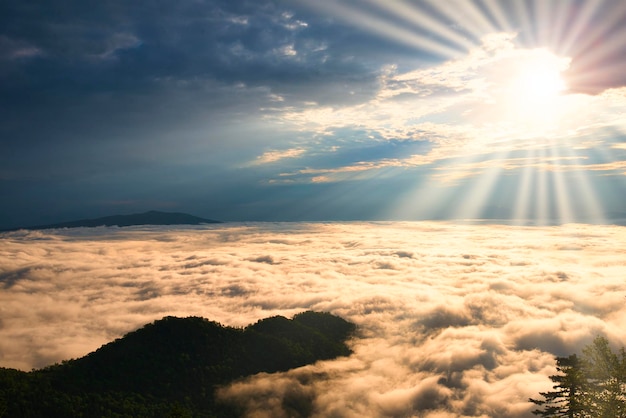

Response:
(1, 222), (625, 417)
(1, 0), (626, 228)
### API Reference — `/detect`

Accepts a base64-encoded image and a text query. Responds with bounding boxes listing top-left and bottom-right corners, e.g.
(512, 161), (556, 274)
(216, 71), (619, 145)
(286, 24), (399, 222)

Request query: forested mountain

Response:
(0, 312), (355, 417)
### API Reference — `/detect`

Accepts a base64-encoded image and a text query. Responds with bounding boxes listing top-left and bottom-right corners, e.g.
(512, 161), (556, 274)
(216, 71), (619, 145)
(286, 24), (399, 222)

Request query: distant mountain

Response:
(4, 210), (221, 231)
(0, 311), (355, 417)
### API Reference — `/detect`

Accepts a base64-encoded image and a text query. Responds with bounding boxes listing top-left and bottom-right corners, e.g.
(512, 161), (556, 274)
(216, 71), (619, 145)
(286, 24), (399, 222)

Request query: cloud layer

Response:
(1, 222), (625, 417)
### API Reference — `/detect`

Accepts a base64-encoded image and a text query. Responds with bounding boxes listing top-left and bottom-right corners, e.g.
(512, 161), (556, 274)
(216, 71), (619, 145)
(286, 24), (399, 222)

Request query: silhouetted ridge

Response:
(0, 311), (355, 417)
(6, 210), (221, 231)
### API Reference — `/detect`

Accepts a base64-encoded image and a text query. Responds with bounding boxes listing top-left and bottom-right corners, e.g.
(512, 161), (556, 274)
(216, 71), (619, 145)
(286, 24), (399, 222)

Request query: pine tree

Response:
(581, 336), (626, 417)
(530, 336), (626, 417)
(530, 354), (588, 417)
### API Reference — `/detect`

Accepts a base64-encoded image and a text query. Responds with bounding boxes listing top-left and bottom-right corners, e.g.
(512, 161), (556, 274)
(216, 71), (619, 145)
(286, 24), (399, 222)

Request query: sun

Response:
(509, 57), (567, 107)
(482, 48), (572, 133)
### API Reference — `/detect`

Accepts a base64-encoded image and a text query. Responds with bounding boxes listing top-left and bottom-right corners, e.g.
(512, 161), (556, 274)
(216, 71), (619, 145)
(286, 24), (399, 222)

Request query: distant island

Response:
(2, 210), (221, 232)
(0, 311), (356, 417)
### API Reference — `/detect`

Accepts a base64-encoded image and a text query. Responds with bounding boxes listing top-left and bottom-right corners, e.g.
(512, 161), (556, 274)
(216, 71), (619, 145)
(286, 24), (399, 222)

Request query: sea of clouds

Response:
(1, 222), (625, 417)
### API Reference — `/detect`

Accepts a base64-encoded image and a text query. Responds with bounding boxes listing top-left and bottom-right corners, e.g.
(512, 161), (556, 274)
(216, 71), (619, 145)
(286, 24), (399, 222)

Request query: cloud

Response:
(274, 34), (625, 172)
(254, 31), (626, 191)
(255, 148), (306, 164)
(1, 222), (625, 417)
(0, 35), (43, 61)
(1, 1), (624, 228)
(559, 1), (626, 94)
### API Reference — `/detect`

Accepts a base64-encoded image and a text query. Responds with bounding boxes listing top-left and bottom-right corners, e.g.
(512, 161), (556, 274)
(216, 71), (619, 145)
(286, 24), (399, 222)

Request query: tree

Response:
(530, 354), (589, 417)
(530, 336), (626, 418)
(581, 336), (626, 417)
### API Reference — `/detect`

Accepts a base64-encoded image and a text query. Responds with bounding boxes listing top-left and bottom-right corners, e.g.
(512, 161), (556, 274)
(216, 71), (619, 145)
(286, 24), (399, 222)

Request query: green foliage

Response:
(0, 311), (355, 417)
(529, 354), (588, 417)
(581, 336), (626, 417)
(530, 336), (626, 417)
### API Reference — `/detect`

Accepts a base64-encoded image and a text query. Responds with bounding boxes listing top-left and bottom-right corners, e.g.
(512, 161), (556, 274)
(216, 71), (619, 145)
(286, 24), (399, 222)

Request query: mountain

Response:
(0, 311), (355, 417)
(3, 210), (221, 231)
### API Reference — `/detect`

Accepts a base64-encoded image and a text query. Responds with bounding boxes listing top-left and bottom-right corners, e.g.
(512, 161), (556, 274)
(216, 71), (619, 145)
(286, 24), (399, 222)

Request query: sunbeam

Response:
(547, 143), (575, 225)
(563, 2), (626, 93)
(297, 0), (465, 58)
(512, 148), (536, 225)
(556, 0), (601, 55)
(425, 0), (497, 37)
(293, 0), (623, 225)
(511, 0), (535, 44)
(534, 146), (549, 224)
(363, 0), (478, 52)
(536, 0), (569, 52)
(450, 152), (510, 221)
(567, 2), (626, 57)
(479, 0), (512, 32)
(559, 146), (608, 224)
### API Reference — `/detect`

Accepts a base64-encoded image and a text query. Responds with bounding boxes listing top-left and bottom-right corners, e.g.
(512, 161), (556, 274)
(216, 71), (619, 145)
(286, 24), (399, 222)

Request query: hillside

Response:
(0, 311), (355, 417)
(4, 210), (221, 231)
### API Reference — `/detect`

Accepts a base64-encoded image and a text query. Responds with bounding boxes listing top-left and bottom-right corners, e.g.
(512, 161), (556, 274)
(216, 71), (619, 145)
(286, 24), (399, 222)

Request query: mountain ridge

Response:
(0, 311), (356, 417)
(1, 210), (221, 232)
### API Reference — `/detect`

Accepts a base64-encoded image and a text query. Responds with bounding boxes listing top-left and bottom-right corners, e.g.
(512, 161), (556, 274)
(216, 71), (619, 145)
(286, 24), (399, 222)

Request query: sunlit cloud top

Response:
(2, 223), (626, 416)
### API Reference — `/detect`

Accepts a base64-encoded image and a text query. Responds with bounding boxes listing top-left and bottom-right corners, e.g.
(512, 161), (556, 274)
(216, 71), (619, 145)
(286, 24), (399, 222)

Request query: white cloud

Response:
(255, 148), (306, 164)
(1, 222), (625, 417)
(269, 33), (626, 184)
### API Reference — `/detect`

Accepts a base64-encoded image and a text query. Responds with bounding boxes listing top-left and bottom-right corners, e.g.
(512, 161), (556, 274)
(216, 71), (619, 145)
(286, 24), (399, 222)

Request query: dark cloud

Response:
(0, 0), (394, 229)
(415, 305), (473, 332)
(249, 255), (278, 264)
(0, 0), (386, 100)
(544, 1), (626, 94)
(0, 266), (32, 289)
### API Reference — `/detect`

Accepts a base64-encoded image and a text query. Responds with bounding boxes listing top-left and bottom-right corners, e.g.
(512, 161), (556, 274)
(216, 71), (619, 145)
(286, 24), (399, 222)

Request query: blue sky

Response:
(1, 0), (626, 227)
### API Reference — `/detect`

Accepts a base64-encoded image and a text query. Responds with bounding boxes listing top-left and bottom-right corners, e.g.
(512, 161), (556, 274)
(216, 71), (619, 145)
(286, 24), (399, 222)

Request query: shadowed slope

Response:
(0, 312), (355, 417)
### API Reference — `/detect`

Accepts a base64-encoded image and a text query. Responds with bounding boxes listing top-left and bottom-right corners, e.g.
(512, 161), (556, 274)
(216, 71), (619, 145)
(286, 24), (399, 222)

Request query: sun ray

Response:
(471, 0), (504, 32)
(479, 0), (515, 33)
(456, 164), (505, 221)
(532, 0), (551, 37)
(553, 2), (571, 49)
(547, 144), (575, 224)
(512, 148), (535, 225)
(572, 170), (607, 224)
(559, 145), (607, 224)
(441, 148), (511, 221)
(562, 1), (626, 93)
(511, 0), (536, 44)
(384, 175), (446, 221)
(556, 0), (603, 55)
(295, 0), (621, 225)
(425, 0), (497, 37)
(567, 1), (626, 57)
(570, 47), (626, 94)
(363, 0), (477, 53)
(534, 146), (550, 225)
(297, 0), (463, 58)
